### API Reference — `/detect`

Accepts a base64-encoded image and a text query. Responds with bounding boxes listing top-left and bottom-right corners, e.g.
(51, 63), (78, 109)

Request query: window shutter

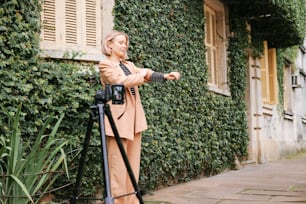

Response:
(261, 41), (269, 103)
(268, 48), (277, 104)
(42, 0), (56, 42)
(65, 0), (77, 45)
(86, 0), (97, 47)
(260, 41), (278, 105)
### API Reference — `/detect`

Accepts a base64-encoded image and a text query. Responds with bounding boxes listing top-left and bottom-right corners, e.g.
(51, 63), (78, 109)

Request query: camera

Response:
(95, 84), (125, 104)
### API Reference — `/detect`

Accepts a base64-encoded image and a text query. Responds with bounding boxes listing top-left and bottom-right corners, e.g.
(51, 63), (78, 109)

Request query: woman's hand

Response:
(164, 72), (180, 80)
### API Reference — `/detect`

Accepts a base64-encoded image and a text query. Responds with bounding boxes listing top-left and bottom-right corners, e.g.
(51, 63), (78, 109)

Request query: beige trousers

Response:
(106, 133), (142, 204)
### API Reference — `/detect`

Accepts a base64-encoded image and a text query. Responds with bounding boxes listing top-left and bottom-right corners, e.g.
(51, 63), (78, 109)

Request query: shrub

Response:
(0, 104), (68, 203)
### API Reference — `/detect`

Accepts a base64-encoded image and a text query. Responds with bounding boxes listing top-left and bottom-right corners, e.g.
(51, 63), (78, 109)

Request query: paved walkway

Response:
(143, 153), (306, 204)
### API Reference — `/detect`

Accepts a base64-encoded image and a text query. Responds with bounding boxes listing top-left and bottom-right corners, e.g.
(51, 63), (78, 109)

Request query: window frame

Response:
(204, 0), (229, 95)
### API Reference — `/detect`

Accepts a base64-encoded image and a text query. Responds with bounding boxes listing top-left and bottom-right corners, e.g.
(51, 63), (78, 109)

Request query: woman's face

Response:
(109, 34), (127, 59)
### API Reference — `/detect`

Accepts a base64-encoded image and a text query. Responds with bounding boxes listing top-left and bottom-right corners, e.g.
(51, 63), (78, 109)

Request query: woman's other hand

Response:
(164, 72), (180, 80)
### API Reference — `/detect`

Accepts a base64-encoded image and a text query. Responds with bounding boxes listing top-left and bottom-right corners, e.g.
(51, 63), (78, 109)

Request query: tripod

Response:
(70, 89), (144, 204)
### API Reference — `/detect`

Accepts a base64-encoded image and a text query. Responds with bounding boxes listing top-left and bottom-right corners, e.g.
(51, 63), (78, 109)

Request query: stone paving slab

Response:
(239, 189), (306, 196)
(218, 200), (303, 204)
(144, 153), (306, 204)
(270, 196), (306, 202)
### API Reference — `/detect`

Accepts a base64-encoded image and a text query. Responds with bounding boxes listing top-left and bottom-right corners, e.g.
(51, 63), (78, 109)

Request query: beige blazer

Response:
(99, 59), (150, 140)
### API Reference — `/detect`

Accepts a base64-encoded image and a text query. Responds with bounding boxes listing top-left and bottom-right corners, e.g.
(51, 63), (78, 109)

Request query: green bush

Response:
(0, 105), (68, 203)
(0, 59), (103, 197)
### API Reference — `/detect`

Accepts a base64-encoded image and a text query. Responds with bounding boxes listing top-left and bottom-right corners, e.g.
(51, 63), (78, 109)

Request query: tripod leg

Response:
(97, 103), (114, 204)
(70, 114), (94, 204)
(104, 104), (144, 204)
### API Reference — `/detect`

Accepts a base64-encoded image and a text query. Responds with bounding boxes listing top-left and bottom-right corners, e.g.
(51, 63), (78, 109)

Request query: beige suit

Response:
(99, 59), (151, 204)
(99, 59), (148, 140)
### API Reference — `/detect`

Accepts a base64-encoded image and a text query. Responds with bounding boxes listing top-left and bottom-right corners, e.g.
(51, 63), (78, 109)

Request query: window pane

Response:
(212, 14), (216, 46)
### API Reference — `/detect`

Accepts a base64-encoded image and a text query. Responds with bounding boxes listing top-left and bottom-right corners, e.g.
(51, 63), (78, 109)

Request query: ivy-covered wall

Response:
(1, 0), (304, 201)
(113, 0), (249, 191)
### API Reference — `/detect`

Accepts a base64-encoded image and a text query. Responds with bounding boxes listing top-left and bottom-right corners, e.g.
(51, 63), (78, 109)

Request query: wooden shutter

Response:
(86, 0), (97, 47)
(42, 0), (56, 42)
(268, 48), (277, 104)
(261, 41), (269, 103)
(65, 0), (77, 45)
(260, 41), (278, 105)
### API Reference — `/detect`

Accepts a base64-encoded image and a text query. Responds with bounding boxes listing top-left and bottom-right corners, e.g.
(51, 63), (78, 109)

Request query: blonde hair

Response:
(101, 30), (129, 59)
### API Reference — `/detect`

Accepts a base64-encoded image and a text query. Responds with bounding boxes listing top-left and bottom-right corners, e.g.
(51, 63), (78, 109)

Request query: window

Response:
(204, 0), (228, 94)
(283, 60), (294, 113)
(41, 0), (102, 61)
(260, 41), (278, 104)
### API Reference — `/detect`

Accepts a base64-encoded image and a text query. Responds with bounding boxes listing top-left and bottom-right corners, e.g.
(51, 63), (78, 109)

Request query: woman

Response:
(99, 30), (180, 204)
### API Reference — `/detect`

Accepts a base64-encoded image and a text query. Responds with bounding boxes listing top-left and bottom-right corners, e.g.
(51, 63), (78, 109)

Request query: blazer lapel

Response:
(120, 62), (137, 103)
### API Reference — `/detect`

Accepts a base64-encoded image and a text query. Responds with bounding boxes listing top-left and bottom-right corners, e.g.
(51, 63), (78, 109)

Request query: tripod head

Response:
(95, 85), (111, 104)
(95, 84), (125, 105)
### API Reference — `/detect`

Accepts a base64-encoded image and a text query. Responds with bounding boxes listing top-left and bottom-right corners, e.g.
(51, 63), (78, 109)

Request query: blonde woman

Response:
(99, 30), (180, 204)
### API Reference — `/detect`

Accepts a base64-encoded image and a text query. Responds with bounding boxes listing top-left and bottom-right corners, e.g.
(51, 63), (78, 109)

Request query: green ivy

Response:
(276, 46), (299, 110)
(223, 0), (306, 48)
(1, 0), (304, 200)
